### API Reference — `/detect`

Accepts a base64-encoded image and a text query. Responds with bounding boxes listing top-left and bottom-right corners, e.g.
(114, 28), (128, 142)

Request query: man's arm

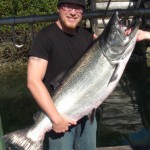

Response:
(137, 30), (150, 41)
(27, 56), (76, 133)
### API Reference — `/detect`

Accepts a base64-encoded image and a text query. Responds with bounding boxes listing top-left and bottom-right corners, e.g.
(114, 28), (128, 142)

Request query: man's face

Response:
(58, 3), (84, 29)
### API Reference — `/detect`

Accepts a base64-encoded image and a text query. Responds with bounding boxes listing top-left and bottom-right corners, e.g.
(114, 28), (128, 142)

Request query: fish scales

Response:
(2, 12), (141, 150)
(54, 42), (113, 114)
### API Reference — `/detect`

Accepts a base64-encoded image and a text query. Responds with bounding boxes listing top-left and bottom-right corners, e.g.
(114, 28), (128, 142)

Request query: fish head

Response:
(100, 11), (141, 63)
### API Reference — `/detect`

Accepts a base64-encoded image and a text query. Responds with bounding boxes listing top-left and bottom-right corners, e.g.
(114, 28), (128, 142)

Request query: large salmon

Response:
(2, 12), (140, 150)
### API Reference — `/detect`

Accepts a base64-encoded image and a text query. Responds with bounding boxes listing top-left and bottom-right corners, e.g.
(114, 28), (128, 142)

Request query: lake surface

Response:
(0, 54), (150, 149)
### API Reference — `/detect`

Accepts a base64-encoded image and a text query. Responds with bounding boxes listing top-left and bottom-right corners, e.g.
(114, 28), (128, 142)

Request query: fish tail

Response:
(2, 128), (43, 150)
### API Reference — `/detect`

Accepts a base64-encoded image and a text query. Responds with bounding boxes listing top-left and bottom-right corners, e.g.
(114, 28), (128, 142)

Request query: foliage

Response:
(0, 32), (31, 63)
(0, 0), (57, 31)
(0, 0), (57, 18)
(0, 0), (57, 64)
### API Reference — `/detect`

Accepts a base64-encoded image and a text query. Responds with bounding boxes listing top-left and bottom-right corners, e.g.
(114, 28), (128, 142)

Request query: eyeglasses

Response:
(61, 3), (84, 14)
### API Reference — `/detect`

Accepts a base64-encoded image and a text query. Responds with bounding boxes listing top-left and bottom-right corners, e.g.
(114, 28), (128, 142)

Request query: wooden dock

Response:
(96, 146), (132, 150)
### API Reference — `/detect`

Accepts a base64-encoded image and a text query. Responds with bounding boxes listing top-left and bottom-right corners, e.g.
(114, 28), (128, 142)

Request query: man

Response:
(27, 0), (97, 150)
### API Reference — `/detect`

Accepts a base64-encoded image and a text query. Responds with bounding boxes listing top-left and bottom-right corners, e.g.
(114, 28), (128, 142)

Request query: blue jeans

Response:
(46, 115), (97, 150)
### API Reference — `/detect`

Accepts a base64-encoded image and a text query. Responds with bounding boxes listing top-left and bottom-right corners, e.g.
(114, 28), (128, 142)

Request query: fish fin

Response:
(88, 109), (96, 123)
(2, 128), (43, 150)
(107, 64), (118, 85)
(33, 111), (41, 122)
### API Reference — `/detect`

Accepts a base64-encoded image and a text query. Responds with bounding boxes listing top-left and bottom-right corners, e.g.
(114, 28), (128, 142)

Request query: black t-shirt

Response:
(29, 23), (93, 91)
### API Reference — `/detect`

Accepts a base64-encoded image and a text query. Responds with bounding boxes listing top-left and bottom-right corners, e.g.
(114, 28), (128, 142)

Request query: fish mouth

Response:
(100, 11), (141, 62)
(117, 15), (141, 45)
(116, 15), (141, 60)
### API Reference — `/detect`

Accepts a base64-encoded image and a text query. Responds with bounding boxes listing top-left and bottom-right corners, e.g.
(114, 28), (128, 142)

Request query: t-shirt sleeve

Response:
(28, 31), (52, 60)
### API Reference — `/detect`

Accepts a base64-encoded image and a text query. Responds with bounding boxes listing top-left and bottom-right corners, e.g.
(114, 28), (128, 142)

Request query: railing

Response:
(0, 8), (150, 25)
(0, 8), (150, 48)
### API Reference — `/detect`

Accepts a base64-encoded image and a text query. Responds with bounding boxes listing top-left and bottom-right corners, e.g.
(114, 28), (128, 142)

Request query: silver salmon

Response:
(2, 12), (140, 150)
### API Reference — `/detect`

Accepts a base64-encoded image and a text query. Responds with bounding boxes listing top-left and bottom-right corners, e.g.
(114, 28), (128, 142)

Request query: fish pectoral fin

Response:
(107, 64), (119, 86)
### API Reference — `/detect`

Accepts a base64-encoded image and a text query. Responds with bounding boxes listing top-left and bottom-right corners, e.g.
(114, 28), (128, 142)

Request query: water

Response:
(97, 61), (150, 148)
(0, 65), (39, 133)
(0, 60), (150, 149)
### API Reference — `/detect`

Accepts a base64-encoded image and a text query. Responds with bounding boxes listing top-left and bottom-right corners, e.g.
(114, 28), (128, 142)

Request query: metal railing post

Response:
(89, 0), (99, 34)
(0, 116), (6, 150)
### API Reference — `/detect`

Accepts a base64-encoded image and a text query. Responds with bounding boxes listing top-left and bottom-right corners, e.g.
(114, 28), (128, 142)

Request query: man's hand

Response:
(93, 33), (98, 39)
(52, 116), (76, 133)
(136, 30), (150, 41)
